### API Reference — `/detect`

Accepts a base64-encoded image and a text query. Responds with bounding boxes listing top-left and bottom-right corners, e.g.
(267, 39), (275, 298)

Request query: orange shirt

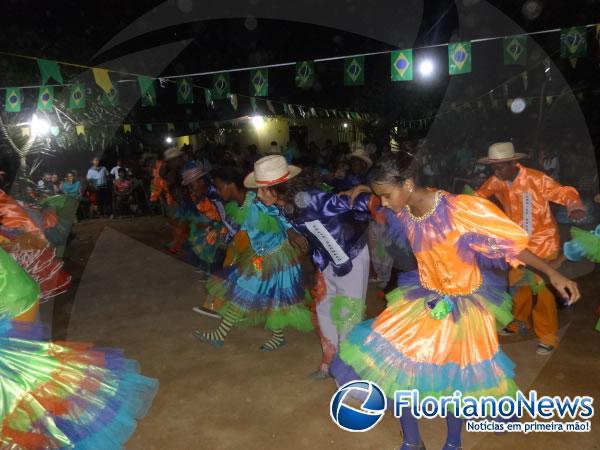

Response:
(476, 164), (584, 260)
(406, 193), (529, 296)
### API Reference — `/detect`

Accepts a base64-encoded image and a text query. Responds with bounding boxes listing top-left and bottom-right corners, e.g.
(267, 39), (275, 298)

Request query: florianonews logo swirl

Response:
(330, 380), (387, 432)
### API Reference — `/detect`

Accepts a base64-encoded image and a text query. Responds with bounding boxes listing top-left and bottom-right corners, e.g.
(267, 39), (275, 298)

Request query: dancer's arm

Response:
(516, 249), (581, 303)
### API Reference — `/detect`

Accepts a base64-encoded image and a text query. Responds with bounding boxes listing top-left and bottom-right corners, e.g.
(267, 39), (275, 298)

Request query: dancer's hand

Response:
(287, 229), (309, 255)
(340, 184), (371, 206)
(548, 270), (581, 304)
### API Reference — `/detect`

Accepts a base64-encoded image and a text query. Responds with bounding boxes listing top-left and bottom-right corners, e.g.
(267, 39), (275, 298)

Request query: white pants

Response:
(315, 245), (369, 371)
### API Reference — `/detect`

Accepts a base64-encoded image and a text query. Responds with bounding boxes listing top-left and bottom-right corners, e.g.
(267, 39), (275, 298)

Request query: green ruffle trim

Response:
(331, 296), (365, 334)
(338, 341), (519, 404)
(226, 239), (300, 280)
(224, 193), (283, 234)
(0, 249), (40, 319)
(462, 184), (476, 196)
(571, 226), (600, 262)
(215, 292), (313, 332)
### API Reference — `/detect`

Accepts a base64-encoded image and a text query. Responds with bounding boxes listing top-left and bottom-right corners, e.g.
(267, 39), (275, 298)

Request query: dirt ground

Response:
(43, 216), (600, 450)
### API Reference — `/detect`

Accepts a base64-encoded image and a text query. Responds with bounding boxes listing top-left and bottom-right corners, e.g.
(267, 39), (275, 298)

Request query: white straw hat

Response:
(243, 155), (302, 188)
(164, 147), (183, 161)
(346, 147), (373, 168)
(478, 142), (527, 164)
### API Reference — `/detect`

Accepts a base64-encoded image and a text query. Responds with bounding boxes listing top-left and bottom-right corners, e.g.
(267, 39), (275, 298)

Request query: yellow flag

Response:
(123, 124), (132, 133)
(21, 127), (30, 137)
(76, 125), (85, 135)
(92, 68), (113, 94)
(167, 122), (175, 131)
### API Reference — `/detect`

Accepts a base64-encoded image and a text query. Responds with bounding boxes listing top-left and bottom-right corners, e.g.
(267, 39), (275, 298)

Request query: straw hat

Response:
(164, 147), (183, 161)
(244, 155), (302, 188)
(478, 142), (527, 164)
(181, 164), (208, 186)
(346, 147), (373, 168)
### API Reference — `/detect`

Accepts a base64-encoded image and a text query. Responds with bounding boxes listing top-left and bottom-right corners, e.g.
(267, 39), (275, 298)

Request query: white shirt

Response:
(87, 166), (109, 187)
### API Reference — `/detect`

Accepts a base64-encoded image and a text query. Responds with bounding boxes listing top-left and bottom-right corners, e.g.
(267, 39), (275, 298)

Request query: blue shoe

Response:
(400, 442), (426, 450)
(192, 330), (224, 348)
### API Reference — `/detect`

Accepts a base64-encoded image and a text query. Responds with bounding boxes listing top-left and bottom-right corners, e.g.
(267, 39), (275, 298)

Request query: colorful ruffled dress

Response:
(187, 196), (226, 270)
(206, 191), (312, 331)
(331, 191), (530, 400)
(0, 247), (158, 449)
(0, 189), (70, 301)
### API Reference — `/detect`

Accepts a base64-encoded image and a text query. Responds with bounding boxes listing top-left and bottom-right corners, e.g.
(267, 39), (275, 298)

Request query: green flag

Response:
(101, 86), (119, 107)
(50, 126), (60, 137)
(138, 76), (157, 106)
(37, 86), (54, 110)
(390, 50), (413, 81)
(37, 59), (63, 84)
(204, 88), (213, 107)
(503, 36), (527, 65)
(250, 69), (268, 96)
(145, 123), (153, 132)
(5, 88), (22, 112)
(448, 41), (472, 75)
(177, 78), (194, 104)
(295, 61), (314, 88)
(561, 26), (587, 58)
(250, 97), (258, 112)
(344, 56), (364, 86)
(212, 73), (230, 100)
(68, 83), (86, 109)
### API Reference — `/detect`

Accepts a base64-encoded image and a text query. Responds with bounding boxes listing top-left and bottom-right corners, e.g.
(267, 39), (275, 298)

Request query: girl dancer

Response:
(0, 246), (157, 449)
(252, 155), (377, 379)
(193, 165), (312, 351)
(331, 152), (580, 450)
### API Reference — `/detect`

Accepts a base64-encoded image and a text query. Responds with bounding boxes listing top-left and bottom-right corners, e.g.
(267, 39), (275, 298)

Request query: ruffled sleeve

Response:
(451, 194), (529, 268)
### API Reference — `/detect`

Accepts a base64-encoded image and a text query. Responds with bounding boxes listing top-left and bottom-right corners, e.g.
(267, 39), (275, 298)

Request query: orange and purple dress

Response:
(332, 191), (529, 400)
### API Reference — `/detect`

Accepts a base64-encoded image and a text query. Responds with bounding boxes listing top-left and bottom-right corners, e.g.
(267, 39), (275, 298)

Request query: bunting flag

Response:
(166, 123), (175, 131)
(5, 88), (22, 112)
(75, 125), (85, 135)
(391, 50), (413, 81)
(189, 121), (200, 132)
(37, 86), (54, 110)
(295, 61), (314, 88)
(503, 36), (527, 65)
(448, 42), (472, 75)
(21, 127), (30, 137)
(123, 124), (132, 133)
(344, 56), (364, 86)
(561, 26), (587, 58)
(68, 83), (86, 109)
(138, 76), (157, 106)
(101, 86), (119, 107)
(212, 73), (230, 100)
(92, 68), (113, 94)
(230, 93), (238, 111)
(176, 78), (194, 104)
(250, 69), (268, 96)
(204, 88), (213, 107)
(250, 97), (258, 112)
(266, 100), (276, 114)
(145, 123), (153, 132)
(50, 126), (60, 137)
(37, 59), (63, 84)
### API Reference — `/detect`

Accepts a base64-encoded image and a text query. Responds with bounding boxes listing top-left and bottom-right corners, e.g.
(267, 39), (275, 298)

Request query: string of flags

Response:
(0, 22), (597, 120)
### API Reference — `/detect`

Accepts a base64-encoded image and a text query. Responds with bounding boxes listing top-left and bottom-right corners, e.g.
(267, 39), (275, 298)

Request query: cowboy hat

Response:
(346, 147), (373, 168)
(243, 155), (302, 189)
(181, 164), (208, 185)
(164, 147), (183, 161)
(478, 142), (527, 164)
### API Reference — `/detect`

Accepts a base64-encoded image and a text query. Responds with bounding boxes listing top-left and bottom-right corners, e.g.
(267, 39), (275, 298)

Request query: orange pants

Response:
(508, 268), (558, 346)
